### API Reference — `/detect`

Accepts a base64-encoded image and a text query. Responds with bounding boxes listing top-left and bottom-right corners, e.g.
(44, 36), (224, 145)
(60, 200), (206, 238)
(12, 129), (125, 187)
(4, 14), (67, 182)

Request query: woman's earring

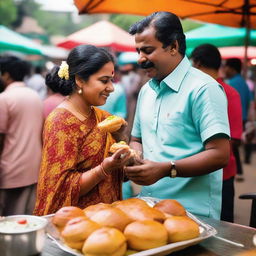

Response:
(78, 88), (82, 95)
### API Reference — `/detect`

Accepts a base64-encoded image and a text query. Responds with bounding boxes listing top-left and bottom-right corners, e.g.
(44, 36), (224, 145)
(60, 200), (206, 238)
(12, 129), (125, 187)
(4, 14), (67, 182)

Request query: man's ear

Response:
(170, 40), (179, 56)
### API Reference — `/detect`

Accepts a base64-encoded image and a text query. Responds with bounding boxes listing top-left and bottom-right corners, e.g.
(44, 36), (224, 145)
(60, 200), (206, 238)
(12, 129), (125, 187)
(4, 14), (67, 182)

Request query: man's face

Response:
(135, 26), (176, 81)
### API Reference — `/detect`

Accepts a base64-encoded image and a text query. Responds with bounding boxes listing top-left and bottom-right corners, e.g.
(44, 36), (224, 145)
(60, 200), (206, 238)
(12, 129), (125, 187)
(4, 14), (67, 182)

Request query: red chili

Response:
(17, 219), (27, 224)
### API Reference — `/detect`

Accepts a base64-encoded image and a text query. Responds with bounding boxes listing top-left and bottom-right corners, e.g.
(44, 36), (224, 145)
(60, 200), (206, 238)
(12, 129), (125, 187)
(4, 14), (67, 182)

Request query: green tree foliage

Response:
(109, 14), (143, 31)
(0, 0), (17, 27)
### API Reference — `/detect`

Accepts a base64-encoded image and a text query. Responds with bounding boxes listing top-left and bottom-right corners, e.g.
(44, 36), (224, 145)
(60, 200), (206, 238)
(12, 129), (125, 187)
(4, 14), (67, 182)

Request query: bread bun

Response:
(124, 220), (168, 250)
(61, 216), (100, 250)
(113, 198), (165, 223)
(109, 141), (130, 154)
(235, 250), (256, 256)
(83, 203), (112, 218)
(164, 216), (200, 243)
(82, 227), (127, 256)
(98, 115), (126, 133)
(89, 207), (132, 231)
(154, 199), (187, 216)
(52, 206), (85, 232)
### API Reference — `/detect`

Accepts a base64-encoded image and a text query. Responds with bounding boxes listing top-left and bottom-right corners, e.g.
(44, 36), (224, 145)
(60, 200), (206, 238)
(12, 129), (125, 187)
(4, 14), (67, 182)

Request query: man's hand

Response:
(124, 159), (169, 185)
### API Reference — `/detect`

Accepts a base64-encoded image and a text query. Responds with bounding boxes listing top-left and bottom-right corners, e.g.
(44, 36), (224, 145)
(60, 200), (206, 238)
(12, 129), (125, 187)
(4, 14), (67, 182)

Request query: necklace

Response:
(66, 99), (92, 119)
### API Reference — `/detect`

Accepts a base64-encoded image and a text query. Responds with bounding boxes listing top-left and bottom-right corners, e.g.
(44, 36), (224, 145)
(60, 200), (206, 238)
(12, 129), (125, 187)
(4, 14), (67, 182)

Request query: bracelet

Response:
(99, 162), (109, 178)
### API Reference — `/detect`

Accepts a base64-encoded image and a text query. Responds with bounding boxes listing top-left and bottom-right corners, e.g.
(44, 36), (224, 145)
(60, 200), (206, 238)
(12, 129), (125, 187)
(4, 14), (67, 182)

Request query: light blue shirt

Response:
(99, 82), (127, 119)
(132, 56), (230, 219)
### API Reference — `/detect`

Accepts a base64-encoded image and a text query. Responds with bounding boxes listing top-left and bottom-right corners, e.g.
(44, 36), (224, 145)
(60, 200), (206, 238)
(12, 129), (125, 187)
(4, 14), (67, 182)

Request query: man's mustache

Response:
(139, 61), (154, 69)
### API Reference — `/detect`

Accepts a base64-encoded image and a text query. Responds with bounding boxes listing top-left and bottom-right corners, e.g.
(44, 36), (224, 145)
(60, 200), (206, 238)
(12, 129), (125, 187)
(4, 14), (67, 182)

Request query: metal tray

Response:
(44, 197), (217, 256)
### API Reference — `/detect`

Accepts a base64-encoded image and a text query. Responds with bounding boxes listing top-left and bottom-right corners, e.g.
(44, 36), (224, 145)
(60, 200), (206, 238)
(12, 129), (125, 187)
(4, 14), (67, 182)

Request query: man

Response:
(0, 56), (43, 215)
(222, 58), (254, 178)
(190, 44), (243, 222)
(26, 66), (47, 100)
(125, 12), (230, 219)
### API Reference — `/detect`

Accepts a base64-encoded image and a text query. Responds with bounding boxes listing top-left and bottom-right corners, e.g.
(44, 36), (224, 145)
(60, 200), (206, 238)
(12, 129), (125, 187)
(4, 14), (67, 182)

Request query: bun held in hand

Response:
(153, 199), (187, 217)
(124, 220), (168, 251)
(61, 216), (100, 250)
(98, 115), (126, 133)
(164, 216), (200, 243)
(82, 227), (127, 256)
(52, 206), (85, 232)
(109, 141), (130, 154)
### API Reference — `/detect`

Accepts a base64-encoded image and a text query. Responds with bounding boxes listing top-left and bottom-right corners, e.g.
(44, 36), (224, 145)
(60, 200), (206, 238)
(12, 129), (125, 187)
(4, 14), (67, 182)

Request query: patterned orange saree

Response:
(34, 107), (123, 216)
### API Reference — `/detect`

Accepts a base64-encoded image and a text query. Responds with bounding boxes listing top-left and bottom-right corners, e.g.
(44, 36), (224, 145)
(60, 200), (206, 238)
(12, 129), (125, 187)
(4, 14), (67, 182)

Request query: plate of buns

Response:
(45, 197), (217, 256)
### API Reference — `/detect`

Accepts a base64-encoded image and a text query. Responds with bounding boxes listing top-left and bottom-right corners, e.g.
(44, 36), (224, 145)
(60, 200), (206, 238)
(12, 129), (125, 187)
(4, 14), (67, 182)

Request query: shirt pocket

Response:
(158, 113), (186, 146)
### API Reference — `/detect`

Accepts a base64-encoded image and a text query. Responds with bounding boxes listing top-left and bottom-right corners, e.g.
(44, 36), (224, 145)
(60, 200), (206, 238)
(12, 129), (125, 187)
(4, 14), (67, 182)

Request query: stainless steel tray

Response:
(44, 197), (217, 256)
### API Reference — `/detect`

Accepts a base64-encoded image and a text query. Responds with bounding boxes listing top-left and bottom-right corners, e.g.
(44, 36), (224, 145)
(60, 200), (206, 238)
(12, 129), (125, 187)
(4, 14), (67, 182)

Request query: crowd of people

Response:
(0, 11), (255, 224)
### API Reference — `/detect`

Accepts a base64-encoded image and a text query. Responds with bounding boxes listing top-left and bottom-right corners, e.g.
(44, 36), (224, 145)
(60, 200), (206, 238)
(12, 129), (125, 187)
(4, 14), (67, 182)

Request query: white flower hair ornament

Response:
(58, 61), (69, 80)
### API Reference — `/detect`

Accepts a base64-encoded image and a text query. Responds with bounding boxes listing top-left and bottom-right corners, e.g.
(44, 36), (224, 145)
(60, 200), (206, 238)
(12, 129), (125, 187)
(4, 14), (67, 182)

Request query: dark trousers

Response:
(221, 177), (235, 222)
(233, 144), (243, 175)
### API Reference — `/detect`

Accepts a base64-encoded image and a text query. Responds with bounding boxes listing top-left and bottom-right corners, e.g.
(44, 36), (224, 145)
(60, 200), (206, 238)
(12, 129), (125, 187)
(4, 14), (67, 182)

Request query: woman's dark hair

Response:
(0, 56), (31, 81)
(129, 12), (186, 55)
(190, 44), (221, 70)
(46, 45), (114, 96)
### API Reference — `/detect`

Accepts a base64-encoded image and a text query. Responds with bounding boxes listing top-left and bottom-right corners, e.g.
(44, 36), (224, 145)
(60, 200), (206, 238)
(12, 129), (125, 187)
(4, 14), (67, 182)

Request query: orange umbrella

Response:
(74, 0), (256, 29)
(57, 20), (135, 52)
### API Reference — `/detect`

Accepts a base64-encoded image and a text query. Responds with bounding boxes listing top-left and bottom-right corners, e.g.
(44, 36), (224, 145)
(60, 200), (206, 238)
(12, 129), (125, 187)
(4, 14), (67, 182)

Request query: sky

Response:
(35, 0), (76, 12)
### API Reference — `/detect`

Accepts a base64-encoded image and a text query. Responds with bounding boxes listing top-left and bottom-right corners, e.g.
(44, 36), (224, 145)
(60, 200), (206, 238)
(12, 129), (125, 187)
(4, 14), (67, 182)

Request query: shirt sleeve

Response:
(192, 82), (230, 143)
(0, 95), (8, 133)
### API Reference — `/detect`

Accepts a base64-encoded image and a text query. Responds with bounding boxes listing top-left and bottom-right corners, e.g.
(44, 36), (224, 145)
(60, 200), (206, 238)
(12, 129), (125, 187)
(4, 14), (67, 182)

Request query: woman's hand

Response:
(102, 147), (131, 175)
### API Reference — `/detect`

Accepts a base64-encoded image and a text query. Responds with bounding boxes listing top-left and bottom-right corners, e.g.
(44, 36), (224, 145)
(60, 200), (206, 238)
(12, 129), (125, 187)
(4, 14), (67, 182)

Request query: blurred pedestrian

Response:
(26, 66), (47, 100)
(191, 44), (243, 222)
(0, 56), (43, 215)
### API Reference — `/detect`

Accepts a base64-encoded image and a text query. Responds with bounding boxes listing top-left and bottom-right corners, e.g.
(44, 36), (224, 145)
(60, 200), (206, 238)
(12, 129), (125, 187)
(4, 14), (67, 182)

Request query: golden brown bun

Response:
(235, 250), (256, 256)
(124, 220), (168, 251)
(164, 216), (200, 243)
(52, 206), (85, 232)
(61, 216), (100, 250)
(83, 203), (112, 218)
(113, 198), (165, 223)
(98, 115), (126, 133)
(89, 207), (132, 231)
(82, 227), (127, 256)
(154, 199), (187, 216)
(109, 141), (130, 154)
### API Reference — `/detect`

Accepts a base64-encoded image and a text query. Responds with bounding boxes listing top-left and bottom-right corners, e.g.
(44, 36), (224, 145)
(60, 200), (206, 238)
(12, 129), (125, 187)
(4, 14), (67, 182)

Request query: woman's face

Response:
(81, 61), (115, 106)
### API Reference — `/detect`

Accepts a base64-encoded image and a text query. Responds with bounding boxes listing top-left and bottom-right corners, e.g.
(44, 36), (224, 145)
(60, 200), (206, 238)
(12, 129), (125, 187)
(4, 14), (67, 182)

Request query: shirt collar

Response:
(5, 81), (25, 91)
(149, 56), (191, 94)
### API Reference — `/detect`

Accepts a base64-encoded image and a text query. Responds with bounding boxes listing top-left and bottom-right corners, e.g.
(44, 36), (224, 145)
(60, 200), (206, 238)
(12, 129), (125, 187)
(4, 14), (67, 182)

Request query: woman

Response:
(34, 45), (130, 216)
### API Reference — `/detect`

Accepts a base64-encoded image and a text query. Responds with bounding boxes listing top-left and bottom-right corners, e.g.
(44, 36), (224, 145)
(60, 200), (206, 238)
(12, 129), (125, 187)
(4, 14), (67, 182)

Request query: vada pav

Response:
(89, 207), (132, 231)
(124, 220), (168, 251)
(82, 227), (127, 256)
(97, 115), (126, 133)
(153, 199), (187, 217)
(164, 216), (200, 243)
(61, 216), (100, 250)
(52, 206), (85, 232)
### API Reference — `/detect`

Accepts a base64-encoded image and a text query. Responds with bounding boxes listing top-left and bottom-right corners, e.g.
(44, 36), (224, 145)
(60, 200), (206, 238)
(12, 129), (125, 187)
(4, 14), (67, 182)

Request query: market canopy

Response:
(186, 24), (256, 55)
(57, 20), (136, 52)
(219, 46), (256, 59)
(74, 0), (256, 29)
(0, 25), (43, 55)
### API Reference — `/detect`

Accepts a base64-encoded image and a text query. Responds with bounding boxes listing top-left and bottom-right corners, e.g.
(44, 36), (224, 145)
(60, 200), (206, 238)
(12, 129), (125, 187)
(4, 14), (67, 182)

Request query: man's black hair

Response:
(190, 44), (221, 70)
(129, 12), (186, 55)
